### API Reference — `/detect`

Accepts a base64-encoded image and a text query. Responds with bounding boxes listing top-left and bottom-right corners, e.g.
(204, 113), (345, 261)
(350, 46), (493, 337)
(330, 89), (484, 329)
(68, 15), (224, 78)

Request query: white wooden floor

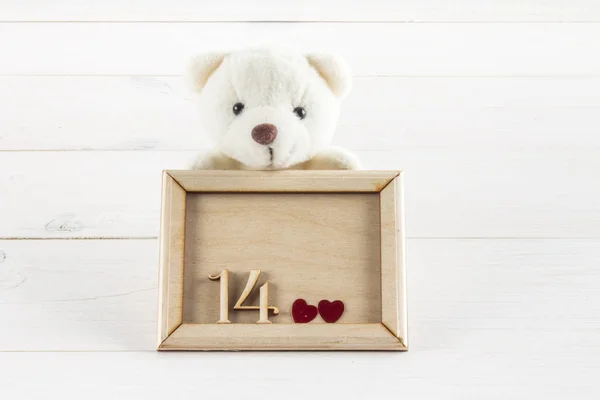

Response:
(1, 2), (599, 398)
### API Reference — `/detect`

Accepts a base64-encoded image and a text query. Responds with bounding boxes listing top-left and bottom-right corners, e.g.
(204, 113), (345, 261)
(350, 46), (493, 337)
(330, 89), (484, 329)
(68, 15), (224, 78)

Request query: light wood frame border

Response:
(157, 170), (407, 351)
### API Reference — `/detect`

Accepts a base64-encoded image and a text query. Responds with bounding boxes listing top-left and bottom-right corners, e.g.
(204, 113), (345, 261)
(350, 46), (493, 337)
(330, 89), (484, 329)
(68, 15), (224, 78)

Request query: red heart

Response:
(292, 299), (318, 323)
(318, 300), (345, 323)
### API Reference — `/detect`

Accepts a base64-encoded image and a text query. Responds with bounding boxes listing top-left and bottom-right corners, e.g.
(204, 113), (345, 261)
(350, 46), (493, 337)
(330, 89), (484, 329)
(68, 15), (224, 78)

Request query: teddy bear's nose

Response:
(251, 123), (278, 145)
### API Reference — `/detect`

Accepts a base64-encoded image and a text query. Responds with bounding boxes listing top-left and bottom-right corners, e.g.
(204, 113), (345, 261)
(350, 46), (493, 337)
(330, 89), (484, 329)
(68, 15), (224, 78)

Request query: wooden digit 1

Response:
(209, 269), (279, 324)
(207, 269), (231, 323)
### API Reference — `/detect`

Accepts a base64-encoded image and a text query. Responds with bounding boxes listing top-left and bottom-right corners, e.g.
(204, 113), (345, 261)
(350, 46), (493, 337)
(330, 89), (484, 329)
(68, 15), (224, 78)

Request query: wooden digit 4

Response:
(208, 269), (279, 324)
(233, 270), (280, 324)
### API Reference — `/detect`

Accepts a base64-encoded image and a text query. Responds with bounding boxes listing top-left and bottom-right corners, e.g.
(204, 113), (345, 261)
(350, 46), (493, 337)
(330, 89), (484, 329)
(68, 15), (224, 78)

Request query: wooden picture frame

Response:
(157, 170), (407, 351)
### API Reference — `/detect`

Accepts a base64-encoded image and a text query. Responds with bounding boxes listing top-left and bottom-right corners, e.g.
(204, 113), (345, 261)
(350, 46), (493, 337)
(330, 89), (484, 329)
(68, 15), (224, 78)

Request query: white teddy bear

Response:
(187, 49), (361, 170)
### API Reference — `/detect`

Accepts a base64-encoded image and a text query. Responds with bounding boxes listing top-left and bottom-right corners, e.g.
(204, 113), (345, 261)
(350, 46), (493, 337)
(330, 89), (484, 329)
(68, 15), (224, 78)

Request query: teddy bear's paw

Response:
(303, 147), (362, 170)
(189, 150), (244, 170)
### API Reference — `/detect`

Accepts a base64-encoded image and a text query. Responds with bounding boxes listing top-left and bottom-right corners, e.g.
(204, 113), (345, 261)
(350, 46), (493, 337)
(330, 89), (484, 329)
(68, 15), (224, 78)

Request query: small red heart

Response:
(292, 299), (318, 323)
(318, 300), (345, 323)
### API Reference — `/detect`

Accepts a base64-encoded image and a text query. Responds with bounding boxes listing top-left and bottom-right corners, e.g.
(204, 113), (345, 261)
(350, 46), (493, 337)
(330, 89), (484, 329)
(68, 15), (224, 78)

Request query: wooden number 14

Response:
(208, 269), (279, 324)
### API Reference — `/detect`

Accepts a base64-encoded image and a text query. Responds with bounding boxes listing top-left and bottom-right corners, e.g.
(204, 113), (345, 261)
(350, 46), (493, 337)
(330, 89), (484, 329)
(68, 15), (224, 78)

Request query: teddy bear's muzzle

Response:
(251, 123), (278, 145)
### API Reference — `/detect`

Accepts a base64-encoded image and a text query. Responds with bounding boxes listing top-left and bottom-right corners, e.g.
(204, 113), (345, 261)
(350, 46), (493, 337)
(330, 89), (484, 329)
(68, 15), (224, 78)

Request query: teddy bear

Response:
(187, 49), (361, 170)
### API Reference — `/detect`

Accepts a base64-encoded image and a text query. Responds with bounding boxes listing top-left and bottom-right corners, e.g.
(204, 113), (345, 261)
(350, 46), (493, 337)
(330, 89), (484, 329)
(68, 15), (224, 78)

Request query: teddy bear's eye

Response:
(294, 107), (307, 120)
(232, 103), (245, 116)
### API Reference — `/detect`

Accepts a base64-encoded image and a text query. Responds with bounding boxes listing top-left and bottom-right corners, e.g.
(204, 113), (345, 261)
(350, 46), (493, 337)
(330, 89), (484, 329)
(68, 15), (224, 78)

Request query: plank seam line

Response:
(1, 20), (600, 24)
(2, 74), (600, 78)
(1, 236), (599, 241)
(0, 236), (157, 240)
(0, 350), (160, 353)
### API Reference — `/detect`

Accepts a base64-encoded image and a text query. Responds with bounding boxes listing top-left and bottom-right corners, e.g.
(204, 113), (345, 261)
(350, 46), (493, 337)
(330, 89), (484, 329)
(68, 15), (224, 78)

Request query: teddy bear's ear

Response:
(306, 53), (352, 99)
(187, 52), (227, 93)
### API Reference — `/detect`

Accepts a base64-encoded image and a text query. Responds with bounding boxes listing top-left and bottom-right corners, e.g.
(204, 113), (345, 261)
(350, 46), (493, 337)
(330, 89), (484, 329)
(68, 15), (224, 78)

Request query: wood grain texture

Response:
(3, 76), (600, 152)
(0, 240), (158, 351)
(1, 349), (597, 399)
(159, 323), (404, 350)
(1, 238), (599, 395)
(1, 150), (598, 239)
(170, 170), (397, 192)
(160, 173), (404, 350)
(2, 1), (600, 392)
(182, 192), (382, 325)
(1, 349), (598, 399)
(1, 23), (599, 76)
(379, 176), (407, 343)
(2, 1), (598, 22)
(157, 172), (186, 344)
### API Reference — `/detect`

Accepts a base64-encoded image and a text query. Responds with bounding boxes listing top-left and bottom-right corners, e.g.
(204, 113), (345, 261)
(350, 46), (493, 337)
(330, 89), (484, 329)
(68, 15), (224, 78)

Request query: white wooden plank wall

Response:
(0, 1), (599, 398)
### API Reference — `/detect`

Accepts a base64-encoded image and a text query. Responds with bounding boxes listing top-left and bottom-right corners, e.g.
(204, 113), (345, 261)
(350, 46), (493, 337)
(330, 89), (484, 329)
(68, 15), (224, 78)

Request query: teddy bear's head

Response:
(188, 49), (351, 169)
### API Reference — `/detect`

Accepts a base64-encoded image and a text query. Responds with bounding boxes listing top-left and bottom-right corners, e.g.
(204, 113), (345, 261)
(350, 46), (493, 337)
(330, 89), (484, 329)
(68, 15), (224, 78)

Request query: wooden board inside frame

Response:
(157, 170), (407, 351)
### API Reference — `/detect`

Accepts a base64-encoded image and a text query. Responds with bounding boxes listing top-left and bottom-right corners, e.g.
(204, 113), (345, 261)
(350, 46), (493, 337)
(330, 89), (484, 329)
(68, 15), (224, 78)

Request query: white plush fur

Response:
(187, 49), (361, 170)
